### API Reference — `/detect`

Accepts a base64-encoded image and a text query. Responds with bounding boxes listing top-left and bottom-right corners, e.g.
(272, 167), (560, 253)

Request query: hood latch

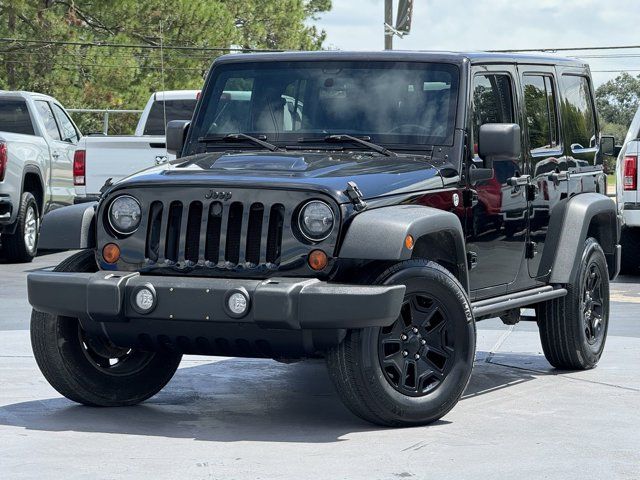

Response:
(345, 181), (367, 212)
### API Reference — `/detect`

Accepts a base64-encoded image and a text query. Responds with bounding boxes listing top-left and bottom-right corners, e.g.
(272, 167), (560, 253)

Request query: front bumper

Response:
(27, 271), (405, 331)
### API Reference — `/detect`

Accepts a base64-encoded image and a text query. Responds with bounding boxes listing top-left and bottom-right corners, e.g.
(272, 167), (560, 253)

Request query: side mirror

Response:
(166, 120), (191, 156)
(478, 123), (521, 169)
(600, 135), (616, 157)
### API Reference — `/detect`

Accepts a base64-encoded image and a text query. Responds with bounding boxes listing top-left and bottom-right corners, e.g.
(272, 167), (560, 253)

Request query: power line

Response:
(0, 37), (280, 52)
(490, 45), (640, 53)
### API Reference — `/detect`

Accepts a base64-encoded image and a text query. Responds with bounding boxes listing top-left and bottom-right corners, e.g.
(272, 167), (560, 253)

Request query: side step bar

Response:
(471, 286), (567, 318)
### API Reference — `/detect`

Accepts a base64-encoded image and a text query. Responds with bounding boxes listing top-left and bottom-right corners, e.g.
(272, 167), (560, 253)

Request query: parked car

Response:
(28, 51), (619, 427)
(0, 91), (81, 262)
(73, 90), (199, 202)
(612, 106), (640, 273)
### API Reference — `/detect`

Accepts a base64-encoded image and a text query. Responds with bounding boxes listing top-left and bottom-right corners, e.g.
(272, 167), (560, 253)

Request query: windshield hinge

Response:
(345, 181), (367, 212)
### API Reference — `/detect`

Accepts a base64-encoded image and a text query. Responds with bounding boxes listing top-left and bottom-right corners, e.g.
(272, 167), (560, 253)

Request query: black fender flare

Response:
(38, 202), (97, 250)
(338, 205), (469, 292)
(542, 193), (620, 283)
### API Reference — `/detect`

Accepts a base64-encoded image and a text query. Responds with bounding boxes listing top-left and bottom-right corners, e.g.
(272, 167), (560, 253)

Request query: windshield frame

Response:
(183, 59), (463, 156)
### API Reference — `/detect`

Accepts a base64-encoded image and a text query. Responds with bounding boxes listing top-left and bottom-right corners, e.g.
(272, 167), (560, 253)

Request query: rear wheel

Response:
(31, 250), (182, 406)
(2, 191), (39, 263)
(326, 260), (476, 427)
(538, 238), (609, 370)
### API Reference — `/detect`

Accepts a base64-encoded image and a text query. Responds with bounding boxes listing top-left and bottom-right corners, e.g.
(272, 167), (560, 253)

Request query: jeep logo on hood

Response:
(205, 190), (232, 200)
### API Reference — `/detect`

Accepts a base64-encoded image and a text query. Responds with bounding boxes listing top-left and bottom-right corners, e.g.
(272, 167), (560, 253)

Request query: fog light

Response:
(131, 284), (156, 314)
(225, 289), (250, 318)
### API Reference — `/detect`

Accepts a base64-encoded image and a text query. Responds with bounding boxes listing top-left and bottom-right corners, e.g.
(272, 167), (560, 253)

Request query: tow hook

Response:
(345, 181), (367, 212)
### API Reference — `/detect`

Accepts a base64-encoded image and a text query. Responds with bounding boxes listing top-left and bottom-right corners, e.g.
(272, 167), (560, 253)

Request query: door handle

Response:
(548, 171), (569, 185)
(506, 175), (531, 187)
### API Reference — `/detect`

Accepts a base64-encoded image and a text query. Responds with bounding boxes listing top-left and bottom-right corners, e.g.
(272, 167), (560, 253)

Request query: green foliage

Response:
(0, 0), (331, 133)
(596, 72), (640, 130)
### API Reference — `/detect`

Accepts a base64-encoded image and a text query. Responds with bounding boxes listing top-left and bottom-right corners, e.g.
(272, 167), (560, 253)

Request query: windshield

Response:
(143, 99), (198, 135)
(186, 61), (459, 154)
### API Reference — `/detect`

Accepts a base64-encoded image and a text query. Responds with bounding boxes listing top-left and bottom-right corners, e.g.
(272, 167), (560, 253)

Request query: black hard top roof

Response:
(215, 50), (587, 69)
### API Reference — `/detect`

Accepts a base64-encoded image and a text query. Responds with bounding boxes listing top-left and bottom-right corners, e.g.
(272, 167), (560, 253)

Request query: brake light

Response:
(196, 90), (202, 101)
(73, 149), (86, 186)
(0, 142), (7, 182)
(623, 155), (637, 190)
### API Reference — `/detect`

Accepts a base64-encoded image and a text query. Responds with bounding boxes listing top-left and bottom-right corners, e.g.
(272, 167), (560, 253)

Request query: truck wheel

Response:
(2, 192), (39, 263)
(326, 259), (476, 427)
(620, 227), (640, 275)
(538, 237), (609, 370)
(30, 250), (182, 406)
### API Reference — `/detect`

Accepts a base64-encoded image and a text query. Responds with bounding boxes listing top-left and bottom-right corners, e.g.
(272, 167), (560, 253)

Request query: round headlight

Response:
(108, 195), (142, 235)
(298, 200), (334, 241)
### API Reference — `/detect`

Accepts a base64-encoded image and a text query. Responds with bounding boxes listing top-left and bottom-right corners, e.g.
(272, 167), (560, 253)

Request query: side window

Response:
(523, 75), (560, 153)
(561, 75), (597, 151)
(52, 104), (79, 143)
(35, 101), (61, 140)
(472, 74), (514, 154)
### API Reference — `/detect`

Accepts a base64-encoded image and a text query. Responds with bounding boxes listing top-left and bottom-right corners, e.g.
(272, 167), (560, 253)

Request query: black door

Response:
(467, 68), (528, 294)
(519, 67), (568, 278)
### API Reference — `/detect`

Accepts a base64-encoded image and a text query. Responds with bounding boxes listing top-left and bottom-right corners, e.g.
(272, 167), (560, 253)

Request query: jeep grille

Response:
(145, 199), (285, 267)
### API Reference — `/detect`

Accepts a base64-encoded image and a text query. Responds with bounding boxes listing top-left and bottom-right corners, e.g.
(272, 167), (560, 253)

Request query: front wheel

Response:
(30, 250), (182, 406)
(326, 260), (476, 427)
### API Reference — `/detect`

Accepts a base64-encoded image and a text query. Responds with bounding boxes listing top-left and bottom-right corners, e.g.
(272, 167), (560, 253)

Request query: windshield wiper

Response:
(297, 134), (396, 157)
(198, 133), (280, 152)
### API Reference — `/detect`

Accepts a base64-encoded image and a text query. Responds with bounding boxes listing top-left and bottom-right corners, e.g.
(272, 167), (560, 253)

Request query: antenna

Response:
(159, 20), (170, 169)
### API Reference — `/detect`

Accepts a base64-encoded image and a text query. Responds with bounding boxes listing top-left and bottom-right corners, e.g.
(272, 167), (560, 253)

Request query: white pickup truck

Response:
(73, 90), (198, 202)
(0, 91), (81, 262)
(615, 106), (640, 273)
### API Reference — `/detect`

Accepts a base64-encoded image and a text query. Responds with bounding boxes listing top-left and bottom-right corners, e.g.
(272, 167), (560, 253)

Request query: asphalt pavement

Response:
(0, 251), (638, 479)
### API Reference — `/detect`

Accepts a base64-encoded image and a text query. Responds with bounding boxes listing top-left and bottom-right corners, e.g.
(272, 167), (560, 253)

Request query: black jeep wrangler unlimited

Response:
(28, 51), (620, 427)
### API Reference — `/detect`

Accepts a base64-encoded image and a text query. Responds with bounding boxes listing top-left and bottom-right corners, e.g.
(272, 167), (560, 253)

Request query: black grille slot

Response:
(205, 202), (223, 263)
(266, 204), (285, 264)
(246, 203), (264, 265)
(185, 201), (203, 263)
(165, 201), (183, 261)
(145, 201), (163, 261)
(225, 202), (243, 264)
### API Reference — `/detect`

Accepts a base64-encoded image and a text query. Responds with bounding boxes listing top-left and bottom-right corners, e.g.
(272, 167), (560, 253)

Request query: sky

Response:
(314, 0), (640, 87)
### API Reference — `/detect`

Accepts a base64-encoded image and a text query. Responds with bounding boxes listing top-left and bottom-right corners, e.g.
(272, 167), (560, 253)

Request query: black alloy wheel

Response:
(378, 292), (454, 397)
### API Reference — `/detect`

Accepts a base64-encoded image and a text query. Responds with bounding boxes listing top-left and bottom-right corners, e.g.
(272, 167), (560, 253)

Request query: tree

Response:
(596, 72), (640, 140)
(0, 0), (332, 133)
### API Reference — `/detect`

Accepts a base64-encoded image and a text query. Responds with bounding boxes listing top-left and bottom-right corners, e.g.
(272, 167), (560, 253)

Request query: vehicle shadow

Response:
(0, 351), (548, 443)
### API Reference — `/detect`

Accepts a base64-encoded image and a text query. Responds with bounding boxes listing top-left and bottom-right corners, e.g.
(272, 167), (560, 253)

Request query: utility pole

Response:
(384, 0), (393, 50)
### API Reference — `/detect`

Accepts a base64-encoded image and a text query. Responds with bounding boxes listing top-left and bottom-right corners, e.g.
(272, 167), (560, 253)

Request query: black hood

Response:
(118, 151), (444, 203)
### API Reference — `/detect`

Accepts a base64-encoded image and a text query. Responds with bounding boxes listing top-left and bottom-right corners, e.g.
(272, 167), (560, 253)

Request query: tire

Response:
(620, 227), (640, 275)
(326, 259), (476, 427)
(30, 250), (182, 406)
(538, 237), (609, 370)
(2, 191), (39, 263)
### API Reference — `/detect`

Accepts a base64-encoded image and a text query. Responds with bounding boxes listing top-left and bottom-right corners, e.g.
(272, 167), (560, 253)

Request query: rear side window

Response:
(561, 75), (597, 151)
(35, 101), (61, 140)
(472, 74), (514, 149)
(143, 99), (198, 135)
(0, 100), (35, 135)
(523, 75), (560, 153)
(52, 103), (80, 143)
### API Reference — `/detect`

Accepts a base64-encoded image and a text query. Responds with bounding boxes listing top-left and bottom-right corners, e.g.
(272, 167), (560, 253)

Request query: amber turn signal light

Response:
(405, 234), (414, 250)
(102, 243), (121, 263)
(308, 249), (328, 271)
